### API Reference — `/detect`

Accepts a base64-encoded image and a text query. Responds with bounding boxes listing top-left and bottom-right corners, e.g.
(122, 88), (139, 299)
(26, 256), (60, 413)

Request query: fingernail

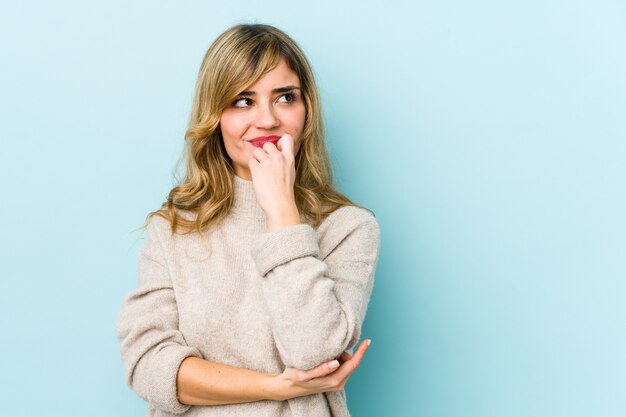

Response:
(367, 339), (371, 347)
(328, 360), (340, 369)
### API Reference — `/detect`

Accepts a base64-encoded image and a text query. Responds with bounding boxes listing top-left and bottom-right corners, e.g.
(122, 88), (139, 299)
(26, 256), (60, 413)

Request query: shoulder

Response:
(146, 208), (197, 237)
(146, 214), (171, 235)
(144, 214), (181, 248)
(139, 215), (170, 253)
(316, 205), (380, 258)
(319, 205), (379, 233)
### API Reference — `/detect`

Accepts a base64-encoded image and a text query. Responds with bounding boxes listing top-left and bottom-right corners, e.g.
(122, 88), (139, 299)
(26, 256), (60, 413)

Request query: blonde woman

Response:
(116, 23), (380, 417)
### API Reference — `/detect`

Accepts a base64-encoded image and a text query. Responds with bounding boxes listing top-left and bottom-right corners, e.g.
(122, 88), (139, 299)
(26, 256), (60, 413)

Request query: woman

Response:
(116, 23), (380, 417)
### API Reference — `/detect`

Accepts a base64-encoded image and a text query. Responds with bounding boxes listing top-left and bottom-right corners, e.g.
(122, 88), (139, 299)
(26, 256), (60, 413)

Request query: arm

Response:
(115, 217), (277, 412)
(176, 357), (278, 405)
(250, 207), (381, 370)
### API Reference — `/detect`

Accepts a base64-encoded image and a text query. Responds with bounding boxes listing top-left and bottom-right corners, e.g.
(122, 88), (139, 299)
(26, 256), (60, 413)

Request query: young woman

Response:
(116, 23), (380, 417)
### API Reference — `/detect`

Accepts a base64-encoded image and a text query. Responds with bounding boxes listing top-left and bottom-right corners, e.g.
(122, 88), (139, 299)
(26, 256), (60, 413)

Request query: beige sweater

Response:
(115, 173), (381, 417)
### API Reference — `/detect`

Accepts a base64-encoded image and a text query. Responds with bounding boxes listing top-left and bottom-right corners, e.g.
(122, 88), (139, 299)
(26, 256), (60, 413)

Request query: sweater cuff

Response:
(152, 345), (202, 414)
(251, 223), (320, 277)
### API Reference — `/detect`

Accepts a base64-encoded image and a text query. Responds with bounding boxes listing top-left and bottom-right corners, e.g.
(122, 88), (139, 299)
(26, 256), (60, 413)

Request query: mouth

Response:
(245, 135), (282, 148)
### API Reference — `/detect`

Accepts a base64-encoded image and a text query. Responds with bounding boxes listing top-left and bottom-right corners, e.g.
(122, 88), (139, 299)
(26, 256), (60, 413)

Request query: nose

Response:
(254, 102), (280, 130)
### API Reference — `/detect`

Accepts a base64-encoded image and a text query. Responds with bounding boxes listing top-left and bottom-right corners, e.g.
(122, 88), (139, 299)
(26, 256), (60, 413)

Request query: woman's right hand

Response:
(269, 339), (371, 401)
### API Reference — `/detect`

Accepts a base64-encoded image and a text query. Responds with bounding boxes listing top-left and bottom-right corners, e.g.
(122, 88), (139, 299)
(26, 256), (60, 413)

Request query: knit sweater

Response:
(115, 173), (381, 417)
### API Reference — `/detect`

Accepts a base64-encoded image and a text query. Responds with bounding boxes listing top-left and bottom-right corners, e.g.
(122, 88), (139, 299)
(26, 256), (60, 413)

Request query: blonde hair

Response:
(141, 23), (361, 235)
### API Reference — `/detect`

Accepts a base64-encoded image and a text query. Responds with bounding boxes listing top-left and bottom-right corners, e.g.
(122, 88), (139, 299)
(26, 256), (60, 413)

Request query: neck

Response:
(234, 166), (252, 181)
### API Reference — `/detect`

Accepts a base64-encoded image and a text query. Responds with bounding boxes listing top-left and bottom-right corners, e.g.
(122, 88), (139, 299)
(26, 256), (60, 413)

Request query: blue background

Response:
(1, 1), (625, 416)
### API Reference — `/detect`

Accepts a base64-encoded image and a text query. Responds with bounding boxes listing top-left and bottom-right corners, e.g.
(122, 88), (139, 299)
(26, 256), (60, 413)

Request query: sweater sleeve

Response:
(115, 217), (202, 414)
(250, 207), (380, 370)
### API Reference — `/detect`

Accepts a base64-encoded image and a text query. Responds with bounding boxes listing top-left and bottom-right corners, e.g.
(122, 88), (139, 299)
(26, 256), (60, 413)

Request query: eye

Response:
(233, 97), (253, 108)
(277, 93), (296, 104)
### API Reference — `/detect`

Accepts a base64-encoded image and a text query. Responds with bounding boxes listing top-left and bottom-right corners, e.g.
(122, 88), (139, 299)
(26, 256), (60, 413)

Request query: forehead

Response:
(243, 57), (300, 91)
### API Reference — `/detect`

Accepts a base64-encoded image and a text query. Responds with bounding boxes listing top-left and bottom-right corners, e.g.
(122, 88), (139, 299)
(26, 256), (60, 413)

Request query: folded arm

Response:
(116, 218), (279, 413)
(250, 207), (381, 370)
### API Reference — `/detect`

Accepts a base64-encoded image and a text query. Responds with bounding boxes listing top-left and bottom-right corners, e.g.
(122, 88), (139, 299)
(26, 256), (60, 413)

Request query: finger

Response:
(252, 147), (270, 162)
(278, 134), (294, 158)
(248, 157), (260, 172)
(347, 340), (368, 369)
(351, 339), (371, 364)
(334, 340), (370, 377)
(300, 359), (341, 381)
(262, 140), (281, 156)
(339, 352), (352, 363)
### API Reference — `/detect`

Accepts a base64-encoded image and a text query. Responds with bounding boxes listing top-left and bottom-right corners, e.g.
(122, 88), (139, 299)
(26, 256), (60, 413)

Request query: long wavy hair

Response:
(141, 23), (361, 235)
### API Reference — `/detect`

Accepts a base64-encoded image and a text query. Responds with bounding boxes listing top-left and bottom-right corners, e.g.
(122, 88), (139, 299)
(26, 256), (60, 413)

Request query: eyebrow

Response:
(238, 85), (301, 96)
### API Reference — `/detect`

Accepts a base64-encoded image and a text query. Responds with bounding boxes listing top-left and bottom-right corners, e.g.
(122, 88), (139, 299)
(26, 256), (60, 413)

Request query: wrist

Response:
(266, 207), (301, 231)
(264, 373), (290, 401)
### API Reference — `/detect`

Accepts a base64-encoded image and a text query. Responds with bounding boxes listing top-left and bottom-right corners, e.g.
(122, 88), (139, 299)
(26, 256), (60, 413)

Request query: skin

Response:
(219, 57), (303, 231)
(177, 339), (371, 405)
(176, 57), (372, 405)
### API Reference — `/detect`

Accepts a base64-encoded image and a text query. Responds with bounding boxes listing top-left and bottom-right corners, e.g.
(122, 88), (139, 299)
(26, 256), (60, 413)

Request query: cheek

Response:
(219, 113), (239, 137)
(219, 114), (246, 158)
(288, 106), (306, 134)
(291, 107), (306, 154)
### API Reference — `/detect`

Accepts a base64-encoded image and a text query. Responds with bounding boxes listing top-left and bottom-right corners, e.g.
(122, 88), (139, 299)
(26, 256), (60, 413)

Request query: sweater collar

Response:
(230, 173), (267, 226)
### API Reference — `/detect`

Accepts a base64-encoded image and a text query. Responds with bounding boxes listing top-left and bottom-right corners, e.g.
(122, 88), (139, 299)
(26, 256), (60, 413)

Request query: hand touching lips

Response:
(246, 135), (282, 148)
(247, 134), (300, 231)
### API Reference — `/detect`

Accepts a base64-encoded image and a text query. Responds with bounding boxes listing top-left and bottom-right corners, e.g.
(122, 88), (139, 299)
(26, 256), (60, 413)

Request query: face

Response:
(219, 57), (306, 180)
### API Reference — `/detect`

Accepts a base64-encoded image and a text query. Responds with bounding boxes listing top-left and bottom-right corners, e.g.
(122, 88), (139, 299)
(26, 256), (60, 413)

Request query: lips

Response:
(246, 135), (282, 148)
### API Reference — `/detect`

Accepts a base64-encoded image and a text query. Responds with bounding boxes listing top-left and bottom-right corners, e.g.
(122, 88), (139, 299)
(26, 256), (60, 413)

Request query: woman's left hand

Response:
(248, 134), (301, 231)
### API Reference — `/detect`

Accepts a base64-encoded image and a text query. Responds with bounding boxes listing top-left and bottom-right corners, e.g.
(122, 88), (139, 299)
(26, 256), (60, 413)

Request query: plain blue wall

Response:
(1, 1), (624, 416)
